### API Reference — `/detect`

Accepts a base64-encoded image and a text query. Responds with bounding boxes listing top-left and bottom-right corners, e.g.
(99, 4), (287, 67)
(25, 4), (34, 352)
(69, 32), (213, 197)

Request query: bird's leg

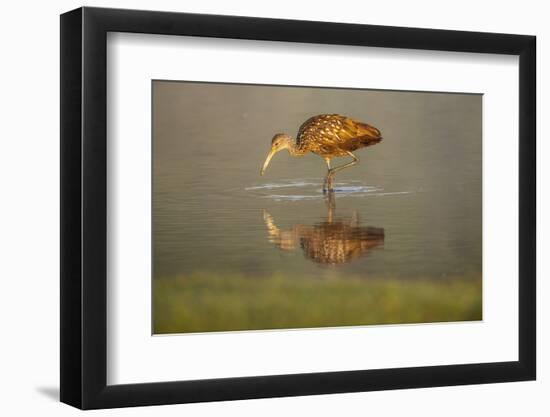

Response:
(326, 152), (359, 191)
(326, 174), (334, 192)
(330, 151), (359, 175)
(323, 158), (332, 193)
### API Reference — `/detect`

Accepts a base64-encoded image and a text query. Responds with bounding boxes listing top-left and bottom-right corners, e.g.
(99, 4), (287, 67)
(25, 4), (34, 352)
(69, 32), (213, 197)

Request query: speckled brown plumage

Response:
(296, 114), (382, 157)
(298, 222), (385, 265)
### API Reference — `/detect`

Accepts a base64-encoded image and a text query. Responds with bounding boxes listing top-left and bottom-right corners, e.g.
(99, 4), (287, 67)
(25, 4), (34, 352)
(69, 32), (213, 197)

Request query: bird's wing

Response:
(296, 114), (380, 151)
(337, 117), (376, 142)
(335, 117), (382, 151)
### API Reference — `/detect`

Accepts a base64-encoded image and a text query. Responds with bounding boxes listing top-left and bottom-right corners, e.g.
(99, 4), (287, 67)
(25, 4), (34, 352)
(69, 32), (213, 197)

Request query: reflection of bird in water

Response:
(260, 114), (382, 192)
(262, 194), (384, 265)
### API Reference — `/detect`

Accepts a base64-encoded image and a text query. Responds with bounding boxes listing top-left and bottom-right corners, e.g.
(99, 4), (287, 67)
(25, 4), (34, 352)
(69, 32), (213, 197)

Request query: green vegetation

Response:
(153, 273), (482, 334)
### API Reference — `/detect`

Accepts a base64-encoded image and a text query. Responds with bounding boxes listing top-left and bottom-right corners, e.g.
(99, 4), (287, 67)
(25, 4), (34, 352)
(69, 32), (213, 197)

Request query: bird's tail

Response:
(360, 134), (383, 146)
(357, 122), (382, 145)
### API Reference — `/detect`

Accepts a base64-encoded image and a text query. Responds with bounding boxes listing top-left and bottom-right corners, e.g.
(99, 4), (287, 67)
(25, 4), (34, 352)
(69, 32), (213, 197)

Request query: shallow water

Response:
(153, 82), (482, 282)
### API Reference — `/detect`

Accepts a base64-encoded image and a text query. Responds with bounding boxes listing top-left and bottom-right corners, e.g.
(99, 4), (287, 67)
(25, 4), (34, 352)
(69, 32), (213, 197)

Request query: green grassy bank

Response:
(153, 273), (482, 334)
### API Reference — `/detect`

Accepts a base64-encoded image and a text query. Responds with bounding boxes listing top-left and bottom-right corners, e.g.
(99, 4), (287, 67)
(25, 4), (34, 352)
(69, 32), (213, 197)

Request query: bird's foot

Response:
(323, 176), (334, 193)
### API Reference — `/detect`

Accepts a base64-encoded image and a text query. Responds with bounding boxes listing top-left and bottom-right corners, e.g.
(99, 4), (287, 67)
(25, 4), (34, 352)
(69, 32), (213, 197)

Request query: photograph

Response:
(152, 80), (483, 334)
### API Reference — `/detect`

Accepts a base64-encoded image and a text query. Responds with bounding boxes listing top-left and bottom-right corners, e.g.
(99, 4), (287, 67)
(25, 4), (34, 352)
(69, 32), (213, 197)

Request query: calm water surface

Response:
(153, 82), (482, 281)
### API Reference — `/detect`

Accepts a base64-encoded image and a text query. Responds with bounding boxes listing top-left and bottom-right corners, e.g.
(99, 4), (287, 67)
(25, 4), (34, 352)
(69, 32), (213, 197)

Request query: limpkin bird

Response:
(260, 114), (382, 192)
(262, 194), (384, 265)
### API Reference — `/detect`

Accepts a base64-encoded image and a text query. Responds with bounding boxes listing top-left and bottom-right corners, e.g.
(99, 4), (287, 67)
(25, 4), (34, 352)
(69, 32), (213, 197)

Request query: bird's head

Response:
(260, 133), (292, 175)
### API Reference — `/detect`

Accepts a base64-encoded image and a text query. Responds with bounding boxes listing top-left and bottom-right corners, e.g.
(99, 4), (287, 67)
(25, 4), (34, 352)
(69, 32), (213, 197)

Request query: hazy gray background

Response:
(153, 81), (482, 280)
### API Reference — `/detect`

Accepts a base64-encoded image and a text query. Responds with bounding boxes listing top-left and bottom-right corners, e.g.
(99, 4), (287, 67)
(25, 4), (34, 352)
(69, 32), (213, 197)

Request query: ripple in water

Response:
(244, 181), (320, 191)
(244, 179), (411, 201)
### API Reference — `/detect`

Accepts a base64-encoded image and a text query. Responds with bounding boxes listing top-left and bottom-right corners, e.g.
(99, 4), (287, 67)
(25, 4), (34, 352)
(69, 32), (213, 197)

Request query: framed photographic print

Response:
(60, 6), (536, 409)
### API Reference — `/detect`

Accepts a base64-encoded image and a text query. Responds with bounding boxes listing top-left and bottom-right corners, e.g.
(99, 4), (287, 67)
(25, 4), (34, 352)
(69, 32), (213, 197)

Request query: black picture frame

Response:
(60, 6), (536, 410)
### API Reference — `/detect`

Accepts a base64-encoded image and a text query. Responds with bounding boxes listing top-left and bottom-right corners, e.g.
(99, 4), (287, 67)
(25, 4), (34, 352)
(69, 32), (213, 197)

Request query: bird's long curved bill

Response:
(260, 149), (276, 176)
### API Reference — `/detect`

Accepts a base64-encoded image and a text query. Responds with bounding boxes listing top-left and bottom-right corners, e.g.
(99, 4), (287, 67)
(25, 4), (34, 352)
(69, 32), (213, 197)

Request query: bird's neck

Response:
(288, 141), (307, 157)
